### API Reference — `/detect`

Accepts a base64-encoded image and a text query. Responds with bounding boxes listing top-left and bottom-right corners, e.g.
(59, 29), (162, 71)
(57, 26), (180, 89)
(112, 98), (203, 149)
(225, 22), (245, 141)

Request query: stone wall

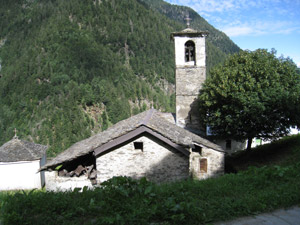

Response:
(176, 67), (206, 96)
(96, 135), (189, 183)
(174, 35), (206, 130)
(215, 139), (246, 155)
(189, 147), (224, 180)
(175, 67), (206, 130)
(44, 136), (224, 191)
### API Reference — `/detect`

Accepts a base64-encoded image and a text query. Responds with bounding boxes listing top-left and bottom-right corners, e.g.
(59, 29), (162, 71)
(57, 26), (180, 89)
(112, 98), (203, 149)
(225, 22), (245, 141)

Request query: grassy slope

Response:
(1, 135), (300, 225)
(226, 134), (300, 172)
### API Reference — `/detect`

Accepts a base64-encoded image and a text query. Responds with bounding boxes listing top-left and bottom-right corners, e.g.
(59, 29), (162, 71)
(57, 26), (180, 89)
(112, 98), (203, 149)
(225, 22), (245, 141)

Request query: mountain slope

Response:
(0, 0), (239, 156)
(140, 0), (240, 71)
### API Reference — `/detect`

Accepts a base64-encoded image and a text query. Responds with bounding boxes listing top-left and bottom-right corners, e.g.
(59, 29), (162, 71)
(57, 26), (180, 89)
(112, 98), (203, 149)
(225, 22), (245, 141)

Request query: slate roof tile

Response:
(0, 138), (47, 162)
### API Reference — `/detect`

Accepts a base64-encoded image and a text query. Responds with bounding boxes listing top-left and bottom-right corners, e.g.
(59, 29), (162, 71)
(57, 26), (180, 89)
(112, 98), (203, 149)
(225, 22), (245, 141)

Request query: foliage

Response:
(1, 136), (300, 225)
(198, 49), (300, 150)
(0, 0), (174, 156)
(0, 0), (237, 156)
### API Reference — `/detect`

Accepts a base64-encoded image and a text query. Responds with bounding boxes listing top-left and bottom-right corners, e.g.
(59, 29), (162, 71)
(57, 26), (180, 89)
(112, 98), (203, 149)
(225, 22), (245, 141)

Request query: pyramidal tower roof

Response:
(0, 138), (47, 162)
(171, 28), (209, 39)
(171, 13), (209, 39)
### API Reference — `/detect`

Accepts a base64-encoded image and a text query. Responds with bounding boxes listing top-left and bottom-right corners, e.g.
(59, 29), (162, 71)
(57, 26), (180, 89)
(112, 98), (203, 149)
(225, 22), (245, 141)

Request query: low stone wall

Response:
(96, 135), (189, 183)
(45, 171), (93, 191)
(215, 139), (246, 154)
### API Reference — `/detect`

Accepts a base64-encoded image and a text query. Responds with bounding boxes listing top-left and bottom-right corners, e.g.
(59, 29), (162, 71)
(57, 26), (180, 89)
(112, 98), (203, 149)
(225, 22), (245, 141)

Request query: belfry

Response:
(171, 17), (208, 133)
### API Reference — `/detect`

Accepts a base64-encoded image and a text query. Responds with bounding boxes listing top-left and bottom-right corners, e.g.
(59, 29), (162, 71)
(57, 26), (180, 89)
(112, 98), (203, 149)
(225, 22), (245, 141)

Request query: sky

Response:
(164, 0), (300, 67)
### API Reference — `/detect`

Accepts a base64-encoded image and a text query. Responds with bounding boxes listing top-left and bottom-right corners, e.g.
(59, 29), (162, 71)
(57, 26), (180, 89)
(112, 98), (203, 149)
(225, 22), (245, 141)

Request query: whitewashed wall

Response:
(45, 171), (93, 192)
(0, 160), (43, 190)
(174, 36), (206, 67)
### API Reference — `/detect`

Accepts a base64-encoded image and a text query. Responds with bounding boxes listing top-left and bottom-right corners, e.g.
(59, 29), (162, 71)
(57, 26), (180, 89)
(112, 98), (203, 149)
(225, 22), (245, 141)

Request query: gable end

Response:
(93, 126), (190, 157)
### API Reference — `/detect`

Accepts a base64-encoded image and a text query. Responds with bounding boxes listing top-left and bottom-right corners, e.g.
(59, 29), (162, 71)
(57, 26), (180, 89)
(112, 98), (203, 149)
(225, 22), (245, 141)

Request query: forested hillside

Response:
(0, 0), (240, 156)
(140, 0), (240, 71)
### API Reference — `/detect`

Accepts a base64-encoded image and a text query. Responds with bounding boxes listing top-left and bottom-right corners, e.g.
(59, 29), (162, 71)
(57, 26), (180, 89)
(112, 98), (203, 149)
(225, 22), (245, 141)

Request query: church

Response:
(0, 134), (47, 190)
(41, 25), (225, 191)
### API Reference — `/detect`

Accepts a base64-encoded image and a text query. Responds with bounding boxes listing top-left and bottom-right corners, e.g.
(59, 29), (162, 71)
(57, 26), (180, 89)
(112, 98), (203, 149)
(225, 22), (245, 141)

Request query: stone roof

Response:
(156, 112), (176, 124)
(0, 138), (47, 162)
(171, 28), (209, 39)
(180, 28), (198, 33)
(41, 109), (223, 170)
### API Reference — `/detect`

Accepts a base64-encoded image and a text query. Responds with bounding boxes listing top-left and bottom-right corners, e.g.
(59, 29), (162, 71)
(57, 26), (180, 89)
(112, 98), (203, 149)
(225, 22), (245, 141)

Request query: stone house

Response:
(41, 109), (224, 191)
(0, 136), (47, 190)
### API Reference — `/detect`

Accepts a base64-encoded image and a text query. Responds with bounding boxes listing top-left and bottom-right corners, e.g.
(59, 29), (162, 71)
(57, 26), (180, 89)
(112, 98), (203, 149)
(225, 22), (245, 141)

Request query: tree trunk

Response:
(246, 137), (253, 151)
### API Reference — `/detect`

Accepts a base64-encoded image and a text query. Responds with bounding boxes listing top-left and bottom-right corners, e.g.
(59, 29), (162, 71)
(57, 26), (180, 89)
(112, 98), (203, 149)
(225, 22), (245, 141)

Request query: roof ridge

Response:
(20, 140), (41, 159)
(139, 108), (156, 126)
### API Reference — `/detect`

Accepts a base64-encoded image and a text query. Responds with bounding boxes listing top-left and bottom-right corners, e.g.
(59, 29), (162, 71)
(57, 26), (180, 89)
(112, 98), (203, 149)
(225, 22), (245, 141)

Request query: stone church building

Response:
(41, 27), (225, 191)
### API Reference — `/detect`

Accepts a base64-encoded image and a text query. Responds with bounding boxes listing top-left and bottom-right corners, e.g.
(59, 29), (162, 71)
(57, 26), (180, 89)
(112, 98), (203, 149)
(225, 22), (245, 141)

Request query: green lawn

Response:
(1, 135), (300, 225)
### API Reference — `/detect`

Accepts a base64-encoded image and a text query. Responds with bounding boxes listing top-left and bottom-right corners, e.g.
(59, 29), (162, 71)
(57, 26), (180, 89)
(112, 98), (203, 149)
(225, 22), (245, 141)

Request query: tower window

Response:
(185, 41), (195, 62)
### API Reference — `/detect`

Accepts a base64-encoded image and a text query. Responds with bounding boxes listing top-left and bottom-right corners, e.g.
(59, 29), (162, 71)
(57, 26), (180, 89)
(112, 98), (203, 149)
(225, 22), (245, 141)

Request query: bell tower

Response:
(171, 18), (208, 133)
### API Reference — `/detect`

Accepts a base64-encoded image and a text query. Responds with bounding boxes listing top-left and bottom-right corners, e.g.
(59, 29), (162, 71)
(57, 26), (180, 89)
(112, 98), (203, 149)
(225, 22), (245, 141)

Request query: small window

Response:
(134, 142), (143, 151)
(185, 41), (195, 62)
(192, 145), (202, 154)
(226, 140), (231, 150)
(200, 158), (207, 173)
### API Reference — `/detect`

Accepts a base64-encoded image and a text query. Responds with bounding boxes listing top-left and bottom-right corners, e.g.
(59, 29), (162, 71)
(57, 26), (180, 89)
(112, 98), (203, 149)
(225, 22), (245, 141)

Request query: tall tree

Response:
(198, 49), (300, 150)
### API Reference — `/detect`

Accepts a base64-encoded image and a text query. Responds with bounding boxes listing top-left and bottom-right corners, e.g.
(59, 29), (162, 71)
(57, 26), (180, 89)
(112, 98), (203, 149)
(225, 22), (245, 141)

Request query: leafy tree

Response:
(199, 49), (300, 150)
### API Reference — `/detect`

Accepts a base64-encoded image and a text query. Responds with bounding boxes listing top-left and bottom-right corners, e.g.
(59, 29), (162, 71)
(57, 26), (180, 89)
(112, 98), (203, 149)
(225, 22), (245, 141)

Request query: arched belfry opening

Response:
(185, 41), (195, 62)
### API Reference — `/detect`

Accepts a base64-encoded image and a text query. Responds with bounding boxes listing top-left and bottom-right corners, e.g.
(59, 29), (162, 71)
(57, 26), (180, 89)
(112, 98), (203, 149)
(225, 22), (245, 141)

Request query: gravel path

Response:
(215, 206), (300, 225)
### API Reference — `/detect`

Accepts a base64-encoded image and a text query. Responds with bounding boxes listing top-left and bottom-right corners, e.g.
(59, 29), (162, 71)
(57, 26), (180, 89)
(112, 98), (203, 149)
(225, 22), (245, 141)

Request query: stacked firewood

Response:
(58, 164), (97, 184)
